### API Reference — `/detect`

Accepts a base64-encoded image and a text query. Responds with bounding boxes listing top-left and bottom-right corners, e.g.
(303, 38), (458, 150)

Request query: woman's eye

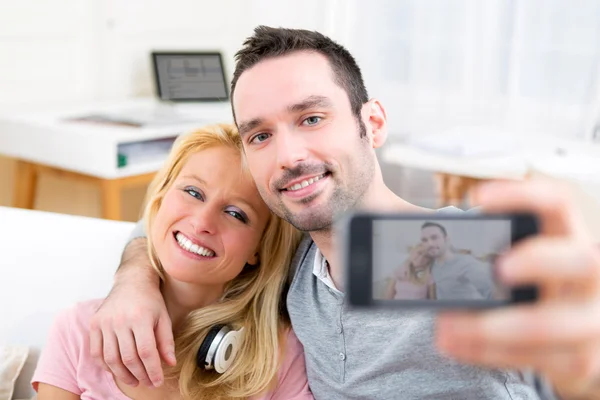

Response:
(303, 116), (321, 126)
(226, 210), (247, 223)
(250, 133), (270, 144)
(184, 188), (203, 200)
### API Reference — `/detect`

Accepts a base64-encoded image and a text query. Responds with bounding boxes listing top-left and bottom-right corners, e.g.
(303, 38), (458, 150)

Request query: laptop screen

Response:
(152, 52), (229, 102)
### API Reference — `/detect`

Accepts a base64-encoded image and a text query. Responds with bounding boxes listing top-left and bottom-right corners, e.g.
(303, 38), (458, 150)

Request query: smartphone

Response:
(340, 211), (539, 309)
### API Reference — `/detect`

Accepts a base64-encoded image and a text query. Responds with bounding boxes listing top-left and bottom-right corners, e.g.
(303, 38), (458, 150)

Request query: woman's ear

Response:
(246, 252), (260, 267)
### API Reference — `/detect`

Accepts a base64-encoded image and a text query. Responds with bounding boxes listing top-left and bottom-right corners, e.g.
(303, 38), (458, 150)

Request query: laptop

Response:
(73, 51), (230, 127)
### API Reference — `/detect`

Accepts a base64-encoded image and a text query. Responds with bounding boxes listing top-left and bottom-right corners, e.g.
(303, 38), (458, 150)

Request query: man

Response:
(90, 26), (600, 399)
(421, 222), (494, 300)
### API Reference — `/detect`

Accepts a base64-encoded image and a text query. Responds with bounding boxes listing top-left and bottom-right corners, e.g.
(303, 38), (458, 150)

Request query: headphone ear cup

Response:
(196, 324), (226, 369)
(213, 327), (245, 373)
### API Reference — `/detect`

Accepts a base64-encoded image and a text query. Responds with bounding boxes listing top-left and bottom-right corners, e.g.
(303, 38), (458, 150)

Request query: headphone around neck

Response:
(196, 324), (245, 373)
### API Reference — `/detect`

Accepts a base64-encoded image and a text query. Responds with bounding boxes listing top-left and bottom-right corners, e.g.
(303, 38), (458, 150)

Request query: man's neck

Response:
(436, 250), (455, 264)
(161, 277), (224, 328)
(311, 182), (433, 291)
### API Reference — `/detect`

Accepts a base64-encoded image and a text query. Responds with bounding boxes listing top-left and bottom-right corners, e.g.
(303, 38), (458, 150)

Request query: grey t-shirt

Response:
(432, 253), (495, 300)
(284, 206), (558, 399)
(286, 234), (557, 400)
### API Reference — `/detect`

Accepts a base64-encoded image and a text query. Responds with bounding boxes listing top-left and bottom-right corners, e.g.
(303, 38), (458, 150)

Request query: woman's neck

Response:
(161, 277), (225, 328)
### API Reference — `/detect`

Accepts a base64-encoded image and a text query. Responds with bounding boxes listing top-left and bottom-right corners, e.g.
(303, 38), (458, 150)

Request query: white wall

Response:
(0, 0), (333, 110)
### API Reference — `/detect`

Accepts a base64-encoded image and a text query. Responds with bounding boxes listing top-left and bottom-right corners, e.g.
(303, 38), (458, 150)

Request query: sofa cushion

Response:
(0, 345), (29, 400)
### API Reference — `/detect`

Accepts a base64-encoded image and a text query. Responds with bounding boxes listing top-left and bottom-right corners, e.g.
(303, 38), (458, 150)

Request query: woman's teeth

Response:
(287, 173), (326, 191)
(175, 233), (214, 257)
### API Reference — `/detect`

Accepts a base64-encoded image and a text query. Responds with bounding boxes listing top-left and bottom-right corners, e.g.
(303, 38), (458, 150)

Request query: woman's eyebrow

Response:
(230, 196), (257, 216)
(181, 174), (206, 185)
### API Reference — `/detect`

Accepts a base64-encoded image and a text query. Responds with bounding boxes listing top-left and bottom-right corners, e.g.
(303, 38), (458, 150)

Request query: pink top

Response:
(393, 267), (434, 300)
(32, 299), (313, 400)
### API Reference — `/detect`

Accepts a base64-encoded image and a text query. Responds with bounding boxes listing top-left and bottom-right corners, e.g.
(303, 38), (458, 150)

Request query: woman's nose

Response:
(191, 205), (219, 235)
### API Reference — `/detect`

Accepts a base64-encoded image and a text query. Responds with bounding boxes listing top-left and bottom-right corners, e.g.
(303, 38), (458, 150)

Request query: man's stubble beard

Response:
(259, 119), (375, 233)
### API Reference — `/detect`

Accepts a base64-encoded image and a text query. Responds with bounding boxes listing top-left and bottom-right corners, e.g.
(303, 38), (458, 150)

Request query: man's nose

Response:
(191, 205), (219, 235)
(275, 127), (310, 170)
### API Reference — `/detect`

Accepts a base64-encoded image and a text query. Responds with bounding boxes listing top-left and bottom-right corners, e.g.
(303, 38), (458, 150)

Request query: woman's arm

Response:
(270, 330), (314, 400)
(31, 307), (83, 398)
(385, 278), (396, 299)
(427, 283), (437, 300)
(37, 383), (80, 400)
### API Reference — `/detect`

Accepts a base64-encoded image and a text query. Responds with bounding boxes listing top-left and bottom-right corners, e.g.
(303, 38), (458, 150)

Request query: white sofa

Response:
(0, 206), (135, 399)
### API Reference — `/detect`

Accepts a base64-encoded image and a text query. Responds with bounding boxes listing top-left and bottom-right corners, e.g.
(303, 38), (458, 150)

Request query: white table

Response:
(0, 98), (233, 220)
(381, 131), (600, 206)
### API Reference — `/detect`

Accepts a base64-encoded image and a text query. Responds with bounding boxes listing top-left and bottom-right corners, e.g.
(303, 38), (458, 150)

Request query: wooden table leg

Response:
(434, 173), (451, 207)
(101, 179), (122, 220)
(12, 160), (38, 209)
(435, 173), (487, 208)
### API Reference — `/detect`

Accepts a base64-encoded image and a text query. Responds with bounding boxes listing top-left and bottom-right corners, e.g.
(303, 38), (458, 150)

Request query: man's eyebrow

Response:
(287, 95), (333, 113)
(238, 118), (264, 138)
(237, 95), (333, 138)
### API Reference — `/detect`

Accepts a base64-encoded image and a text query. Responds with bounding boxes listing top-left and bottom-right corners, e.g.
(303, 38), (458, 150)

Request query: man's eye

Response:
(302, 116), (321, 126)
(250, 133), (270, 144)
(184, 188), (203, 200)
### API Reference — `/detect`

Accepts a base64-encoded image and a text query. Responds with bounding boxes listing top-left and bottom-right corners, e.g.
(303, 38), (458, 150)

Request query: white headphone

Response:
(196, 325), (246, 373)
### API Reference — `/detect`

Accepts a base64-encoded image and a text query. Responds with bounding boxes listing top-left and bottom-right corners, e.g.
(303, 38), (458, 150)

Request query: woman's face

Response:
(410, 245), (430, 269)
(151, 145), (271, 286)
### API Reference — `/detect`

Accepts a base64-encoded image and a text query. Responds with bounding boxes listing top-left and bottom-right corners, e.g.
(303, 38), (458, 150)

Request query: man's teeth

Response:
(175, 233), (214, 257)
(287, 174), (325, 191)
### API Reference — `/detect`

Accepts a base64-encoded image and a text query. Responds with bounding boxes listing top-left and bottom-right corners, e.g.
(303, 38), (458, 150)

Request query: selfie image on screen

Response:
(372, 219), (512, 302)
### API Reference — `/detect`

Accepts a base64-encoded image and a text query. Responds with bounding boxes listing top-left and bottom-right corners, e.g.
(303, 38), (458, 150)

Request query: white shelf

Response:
(382, 130), (600, 181)
(0, 98), (233, 179)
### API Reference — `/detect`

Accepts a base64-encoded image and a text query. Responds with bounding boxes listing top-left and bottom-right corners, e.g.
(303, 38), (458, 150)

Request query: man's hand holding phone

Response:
(435, 180), (600, 400)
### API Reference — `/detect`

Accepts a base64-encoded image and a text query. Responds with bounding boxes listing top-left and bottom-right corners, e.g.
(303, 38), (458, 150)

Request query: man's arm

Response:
(89, 219), (174, 389)
(435, 180), (600, 400)
(462, 256), (495, 299)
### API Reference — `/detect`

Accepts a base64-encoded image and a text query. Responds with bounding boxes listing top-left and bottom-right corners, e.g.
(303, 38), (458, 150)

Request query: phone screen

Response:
(371, 218), (512, 302)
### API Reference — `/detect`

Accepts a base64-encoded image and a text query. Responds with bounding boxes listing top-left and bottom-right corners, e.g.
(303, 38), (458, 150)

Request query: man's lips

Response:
(280, 172), (329, 192)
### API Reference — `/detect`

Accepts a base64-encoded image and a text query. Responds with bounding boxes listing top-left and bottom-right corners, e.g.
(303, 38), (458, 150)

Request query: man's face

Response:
(420, 226), (449, 258)
(233, 51), (376, 231)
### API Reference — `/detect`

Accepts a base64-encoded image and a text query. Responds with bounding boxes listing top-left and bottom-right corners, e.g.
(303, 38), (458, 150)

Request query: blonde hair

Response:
(141, 123), (302, 399)
(405, 244), (433, 285)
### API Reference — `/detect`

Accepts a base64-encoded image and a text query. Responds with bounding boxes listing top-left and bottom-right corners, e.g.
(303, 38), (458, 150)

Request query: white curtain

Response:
(327, 0), (600, 141)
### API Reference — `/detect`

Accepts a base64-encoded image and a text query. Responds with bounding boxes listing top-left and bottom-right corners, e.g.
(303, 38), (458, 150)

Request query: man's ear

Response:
(363, 99), (388, 149)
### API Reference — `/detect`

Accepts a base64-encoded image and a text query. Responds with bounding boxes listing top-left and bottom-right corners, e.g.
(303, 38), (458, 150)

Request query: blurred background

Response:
(1, 0), (600, 236)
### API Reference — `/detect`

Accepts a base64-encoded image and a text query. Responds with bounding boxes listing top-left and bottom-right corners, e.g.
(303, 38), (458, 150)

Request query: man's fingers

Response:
(439, 337), (600, 382)
(132, 323), (166, 387)
(474, 180), (587, 238)
(437, 303), (600, 348)
(115, 328), (154, 387)
(497, 237), (600, 288)
(89, 324), (110, 372)
(155, 312), (176, 367)
(102, 331), (139, 387)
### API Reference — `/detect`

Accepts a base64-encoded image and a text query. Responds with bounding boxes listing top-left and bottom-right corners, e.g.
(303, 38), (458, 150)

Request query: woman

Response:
(31, 123), (312, 400)
(385, 243), (436, 300)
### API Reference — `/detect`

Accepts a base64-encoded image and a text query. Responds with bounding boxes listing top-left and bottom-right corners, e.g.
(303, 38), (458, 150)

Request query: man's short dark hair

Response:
(421, 222), (447, 237)
(230, 25), (369, 133)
